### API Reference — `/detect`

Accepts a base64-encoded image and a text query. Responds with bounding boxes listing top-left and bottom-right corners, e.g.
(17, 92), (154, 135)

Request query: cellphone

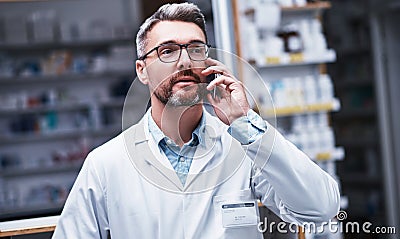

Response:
(206, 73), (220, 98)
(206, 73), (217, 84)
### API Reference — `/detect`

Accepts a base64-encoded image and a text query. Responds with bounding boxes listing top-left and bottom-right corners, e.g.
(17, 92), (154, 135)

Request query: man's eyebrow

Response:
(189, 40), (206, 44)
(158, 39), (206, 45)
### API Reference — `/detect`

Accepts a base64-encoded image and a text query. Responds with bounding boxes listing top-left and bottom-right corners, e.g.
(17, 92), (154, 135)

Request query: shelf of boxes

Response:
(0, 12), (138, 220)
(226, 1), (344, 238)
(0, 37), (135, 220)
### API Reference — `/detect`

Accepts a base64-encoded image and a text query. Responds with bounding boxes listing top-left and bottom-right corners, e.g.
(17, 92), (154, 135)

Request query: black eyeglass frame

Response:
(138, 42), (211, 63)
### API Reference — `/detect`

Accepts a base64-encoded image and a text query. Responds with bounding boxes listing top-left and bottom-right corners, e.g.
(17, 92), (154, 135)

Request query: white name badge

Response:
(221, 201), (258, 228)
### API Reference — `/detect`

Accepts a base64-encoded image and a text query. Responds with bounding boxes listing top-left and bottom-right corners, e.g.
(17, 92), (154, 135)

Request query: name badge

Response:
(221, 201), (258, 228)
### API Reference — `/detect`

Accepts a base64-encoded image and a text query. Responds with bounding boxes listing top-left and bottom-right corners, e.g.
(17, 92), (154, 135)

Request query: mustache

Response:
(170, 69), (202, 84)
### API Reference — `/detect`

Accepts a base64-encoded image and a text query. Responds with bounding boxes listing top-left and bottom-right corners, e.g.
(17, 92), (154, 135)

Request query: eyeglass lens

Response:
(157, 43), (208, 63)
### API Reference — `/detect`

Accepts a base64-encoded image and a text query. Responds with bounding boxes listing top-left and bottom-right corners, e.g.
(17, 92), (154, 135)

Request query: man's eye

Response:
(160, 48), (174, 55)
(192, 48), (201, 53)
(189, 47), (203, 54)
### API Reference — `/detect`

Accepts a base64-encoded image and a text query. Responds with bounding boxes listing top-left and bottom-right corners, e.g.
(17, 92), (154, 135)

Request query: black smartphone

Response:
(205, 73), (220, 99)
(206, 73), (216, 84)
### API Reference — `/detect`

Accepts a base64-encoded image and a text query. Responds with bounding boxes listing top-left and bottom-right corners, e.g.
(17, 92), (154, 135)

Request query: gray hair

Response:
(136, 2), (207, 59)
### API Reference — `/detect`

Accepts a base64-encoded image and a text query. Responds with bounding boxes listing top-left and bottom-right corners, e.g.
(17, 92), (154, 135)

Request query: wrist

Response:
(229, 107), (250, 125)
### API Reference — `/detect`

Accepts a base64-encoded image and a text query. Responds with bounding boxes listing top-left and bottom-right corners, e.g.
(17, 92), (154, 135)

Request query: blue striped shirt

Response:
(148, 109), (266, 185)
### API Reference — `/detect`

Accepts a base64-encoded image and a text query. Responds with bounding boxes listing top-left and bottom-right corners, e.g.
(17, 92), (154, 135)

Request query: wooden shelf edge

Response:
(0, 215), (58, 236)
(244, 2), (331, 15)
(282, 2), (331, 12)
(0, 226), (55, 237)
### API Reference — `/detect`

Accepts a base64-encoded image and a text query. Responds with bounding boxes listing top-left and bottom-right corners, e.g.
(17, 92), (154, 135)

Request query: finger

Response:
(201, 66), (228, 76)
(205, 57), (223, 67)
(206, 75), (236, 91)
(207, 84), (228, 99)
(207, 91), (220, 105)
(203, 58), (233, 75)
(217, 84), (230, 98)
(207, 79), (234, 94)
(207, 92), (215, 104)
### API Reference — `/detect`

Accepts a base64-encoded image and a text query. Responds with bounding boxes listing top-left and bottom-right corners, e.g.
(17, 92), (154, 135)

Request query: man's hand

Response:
(202, 58), (250, 125)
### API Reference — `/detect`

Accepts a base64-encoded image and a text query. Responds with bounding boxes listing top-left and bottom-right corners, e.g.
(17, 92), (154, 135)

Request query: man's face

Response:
(137, 21), (208, 107)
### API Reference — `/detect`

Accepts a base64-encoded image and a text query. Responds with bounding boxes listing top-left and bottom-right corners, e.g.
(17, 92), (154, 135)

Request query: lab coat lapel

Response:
(184, 134), (246, 192)
(184, 112), (243, 191)
(187, 123), (219, 175)
(183, 132), (218, 191)
(123, 119), (184, 191)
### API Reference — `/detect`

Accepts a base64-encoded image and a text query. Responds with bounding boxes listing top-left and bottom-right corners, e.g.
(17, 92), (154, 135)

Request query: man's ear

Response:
(136, 60), (149, 84)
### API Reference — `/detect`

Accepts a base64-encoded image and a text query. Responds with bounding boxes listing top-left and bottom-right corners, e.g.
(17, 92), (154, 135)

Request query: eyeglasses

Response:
(138, 42), (210, 63)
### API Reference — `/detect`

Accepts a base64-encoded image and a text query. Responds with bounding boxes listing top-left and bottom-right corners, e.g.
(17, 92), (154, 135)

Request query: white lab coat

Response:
(53, 110), (340, 239)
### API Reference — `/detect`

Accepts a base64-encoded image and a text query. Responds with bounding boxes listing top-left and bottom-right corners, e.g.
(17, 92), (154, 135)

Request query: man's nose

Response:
(177, 48), (192, 70)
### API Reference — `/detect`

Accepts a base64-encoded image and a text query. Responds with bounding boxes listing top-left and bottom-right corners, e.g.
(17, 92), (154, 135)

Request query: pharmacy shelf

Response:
(0, 33), (134, 222)
(260, 98), (340, 117)
(0, 102), (90, 116)
(255, 50), (336, 68)
(0, 38), (134, 52)
(0, 70), (132, 86)
(312, 147), (345, 161)
(0, 162), (83, 178)
(0, 126), (120, 145)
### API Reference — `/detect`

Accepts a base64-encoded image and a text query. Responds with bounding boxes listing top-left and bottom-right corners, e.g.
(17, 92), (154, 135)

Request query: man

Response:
(53, 3), (340, 238)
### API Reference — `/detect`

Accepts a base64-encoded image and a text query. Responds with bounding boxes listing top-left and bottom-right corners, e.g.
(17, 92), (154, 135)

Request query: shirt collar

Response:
(147, 109), (205, 147)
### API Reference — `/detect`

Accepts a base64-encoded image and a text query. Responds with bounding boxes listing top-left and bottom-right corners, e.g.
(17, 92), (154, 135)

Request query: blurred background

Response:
(0, 0), (398, 238)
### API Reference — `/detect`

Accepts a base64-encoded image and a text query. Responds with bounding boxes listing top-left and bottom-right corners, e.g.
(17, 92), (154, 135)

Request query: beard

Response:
(154, 69), (207, 107)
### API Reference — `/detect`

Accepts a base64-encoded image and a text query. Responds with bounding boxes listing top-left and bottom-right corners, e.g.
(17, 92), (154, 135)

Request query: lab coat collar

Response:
(126, 108), (228, 192)
(136, 107), (224, 144)
(124, 117), (184, 191)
